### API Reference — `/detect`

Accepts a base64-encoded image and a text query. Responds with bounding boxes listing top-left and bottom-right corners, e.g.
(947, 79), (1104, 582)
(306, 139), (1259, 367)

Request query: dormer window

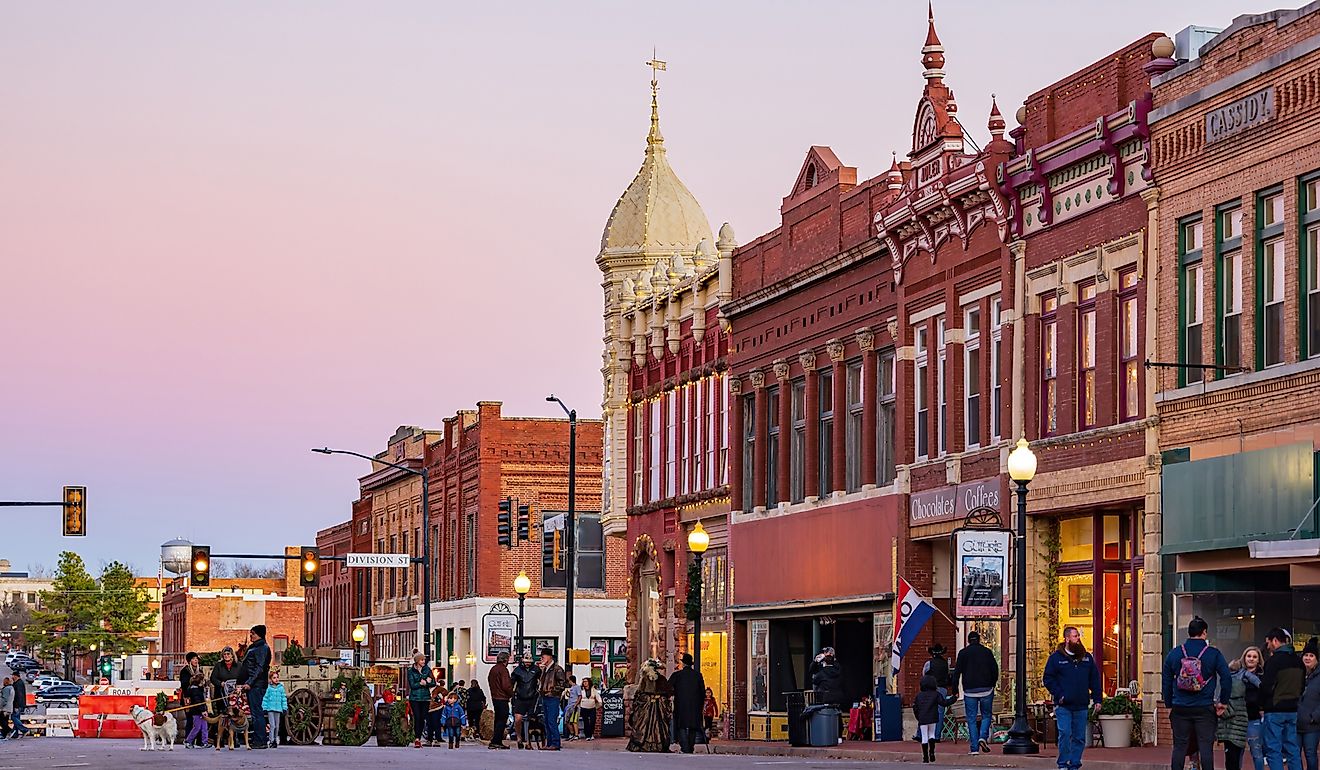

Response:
(804, 163), (818, 189)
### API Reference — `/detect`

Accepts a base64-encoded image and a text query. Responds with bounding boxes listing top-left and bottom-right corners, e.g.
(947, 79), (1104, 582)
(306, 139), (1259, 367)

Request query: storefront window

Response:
(1055, 511), (1140, 695)
(750, 620), (769, 713)
(1059, 517), (1093, 562)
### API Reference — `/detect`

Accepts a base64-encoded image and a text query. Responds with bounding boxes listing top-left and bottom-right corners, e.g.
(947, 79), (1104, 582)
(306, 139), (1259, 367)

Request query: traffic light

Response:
(300, 546), (320, 587)
(497, 498), (512, 548)
(98, 655), (113, 676)
(62, 485), (86, 537)
(517, 504), (530, 542)
(190, 546), (211, 587)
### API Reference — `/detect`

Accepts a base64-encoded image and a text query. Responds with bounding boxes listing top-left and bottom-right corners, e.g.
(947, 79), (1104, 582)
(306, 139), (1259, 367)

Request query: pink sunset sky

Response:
(2, 0), (1246, 573)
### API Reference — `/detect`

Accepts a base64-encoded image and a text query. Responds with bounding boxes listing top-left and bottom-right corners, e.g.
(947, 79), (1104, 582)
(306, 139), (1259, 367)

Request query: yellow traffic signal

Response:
(62, 486), (86, 537)
(190, 546), (211, 587)
(300, 547), (320, 587)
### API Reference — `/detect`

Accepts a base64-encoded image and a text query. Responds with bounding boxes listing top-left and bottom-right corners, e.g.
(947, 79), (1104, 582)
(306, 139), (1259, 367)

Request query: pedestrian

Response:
(952, 630), (999, 755)
(538, 647), (568, 750)
(439, 691), (468, 749)
(511, 652), (541, 749)
(703, 687), (720, 739)
(209, 646), (242, 715)
(1163, 616), (1232, 770)
(238, 624), (272, 749)
(1235, 646), (1266, 770)
(405, 652), (435, 748)
(1044, 626), (1103, 770)
(578, 678), (601, 741)
(487, 651), (513, 749)
(182, 652), (210, 748)
(262, 670), (287, 749)
(670, 652), (706, 754)
(1261, 627), (1305, 770)
(923, 643), (951, 742)
(913, 674), (955, 764)
(1219, 644), (1252, 770)
(0, 676), (13, 738)
(809, 646), (846, 710)
(626, 657), (672, 753)
(563, 675), (581, 741)
(426, 677), (449, 746)
(465, 680), (487, 743)
(8, 672), (27, 739)
(1298, 638), (1320, 770)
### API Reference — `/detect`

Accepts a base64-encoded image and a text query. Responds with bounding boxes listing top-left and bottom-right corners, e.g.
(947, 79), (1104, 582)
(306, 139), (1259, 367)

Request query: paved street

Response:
(0, 739), (944, 770)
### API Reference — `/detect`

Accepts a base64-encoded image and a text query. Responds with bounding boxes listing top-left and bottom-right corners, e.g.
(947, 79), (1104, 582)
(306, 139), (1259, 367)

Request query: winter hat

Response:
(251, 624), (267, 639)
(928, 644), (946, 656)
(967, 631), (981, 644)
(681, 653), (694, 666)
(1303, 637), (1319, 657)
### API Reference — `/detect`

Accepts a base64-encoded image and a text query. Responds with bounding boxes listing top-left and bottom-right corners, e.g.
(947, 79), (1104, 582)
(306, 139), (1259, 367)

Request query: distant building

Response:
(305, 519), (352, 655)
(0, 559), (52, 611)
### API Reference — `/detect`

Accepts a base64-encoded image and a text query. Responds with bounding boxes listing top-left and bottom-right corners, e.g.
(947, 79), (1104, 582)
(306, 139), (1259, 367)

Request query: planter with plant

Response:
(1096, 693), (1141, 748)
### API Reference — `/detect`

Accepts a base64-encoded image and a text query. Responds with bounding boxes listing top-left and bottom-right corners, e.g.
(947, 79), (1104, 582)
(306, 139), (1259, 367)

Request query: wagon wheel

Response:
(285, 687), (323, 746)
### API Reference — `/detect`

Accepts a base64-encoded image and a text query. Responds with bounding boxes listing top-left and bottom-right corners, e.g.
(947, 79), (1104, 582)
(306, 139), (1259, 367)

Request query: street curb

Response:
(696, 743), (1167, 770)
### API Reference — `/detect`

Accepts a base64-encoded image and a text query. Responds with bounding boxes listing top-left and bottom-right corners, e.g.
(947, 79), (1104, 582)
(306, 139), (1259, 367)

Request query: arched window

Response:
(804, 163), (818, 189)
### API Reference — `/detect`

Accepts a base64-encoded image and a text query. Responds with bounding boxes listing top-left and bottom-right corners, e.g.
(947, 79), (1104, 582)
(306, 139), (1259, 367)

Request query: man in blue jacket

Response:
(1162, 616), (1231, 770)
(1043, 626), (1102, 770)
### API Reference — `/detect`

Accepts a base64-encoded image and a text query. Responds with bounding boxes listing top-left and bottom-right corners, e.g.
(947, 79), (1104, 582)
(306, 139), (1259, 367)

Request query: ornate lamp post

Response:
(687, 522), (709, 670)
(1003, 438), (1040, 755)
(514, 570), (532, 658)
(352, 624), (368, 668)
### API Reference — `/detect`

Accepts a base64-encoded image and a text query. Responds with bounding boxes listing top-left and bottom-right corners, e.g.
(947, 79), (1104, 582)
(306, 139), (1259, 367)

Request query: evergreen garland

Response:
(684, 559), (702, 621)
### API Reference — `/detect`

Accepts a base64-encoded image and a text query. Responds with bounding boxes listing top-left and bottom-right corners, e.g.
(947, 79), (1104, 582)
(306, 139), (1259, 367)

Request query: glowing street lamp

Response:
(1003, 438), (1039, 755)
(352, 624), (368, 667)
(514, 570), (531, 657)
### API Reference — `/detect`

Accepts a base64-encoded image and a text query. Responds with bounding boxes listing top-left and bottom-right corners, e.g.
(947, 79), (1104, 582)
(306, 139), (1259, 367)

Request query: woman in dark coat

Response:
(209, 646), (242, 716)
(465, 681), (487, 741)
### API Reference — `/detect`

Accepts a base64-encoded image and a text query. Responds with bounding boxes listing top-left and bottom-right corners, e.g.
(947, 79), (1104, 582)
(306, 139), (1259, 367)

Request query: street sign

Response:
(346, 553), (410, 568)
(339, 649), (354, 665)
(363, 665), (400, 687)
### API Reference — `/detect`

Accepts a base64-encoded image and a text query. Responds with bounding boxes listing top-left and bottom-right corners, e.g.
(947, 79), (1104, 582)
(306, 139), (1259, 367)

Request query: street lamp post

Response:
(514, 570), (531, 659)
(687, 523), (709, 671)
(1003, 438), (1040, 755)
(546, 395), (577, 669)
(352, 625), (368, 668)
(315, 447), (433, 665)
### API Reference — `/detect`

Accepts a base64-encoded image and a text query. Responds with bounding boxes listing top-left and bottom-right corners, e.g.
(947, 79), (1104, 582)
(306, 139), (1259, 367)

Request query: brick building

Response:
(725, 140), (902, 740)
(305, 519), (353, 654)
(998, 34), (1163, 709)
(420, 401), (625, 687)
(597, 72), (737, 703)
(159, 547), (305, 676)
(1150, 2), (1320, 670)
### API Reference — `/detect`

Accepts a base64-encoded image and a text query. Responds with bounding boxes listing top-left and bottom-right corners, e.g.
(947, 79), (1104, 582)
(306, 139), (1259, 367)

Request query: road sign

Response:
(346, 553), (409, 568)
(338, 649), (354, 665)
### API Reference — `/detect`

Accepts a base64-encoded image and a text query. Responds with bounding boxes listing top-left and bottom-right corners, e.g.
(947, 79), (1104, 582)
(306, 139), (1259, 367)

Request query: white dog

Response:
(130, 704), (177, 751)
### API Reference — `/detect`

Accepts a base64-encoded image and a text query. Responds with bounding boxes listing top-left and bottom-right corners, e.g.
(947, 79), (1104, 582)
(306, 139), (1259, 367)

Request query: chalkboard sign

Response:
(601, 688), (625, 738)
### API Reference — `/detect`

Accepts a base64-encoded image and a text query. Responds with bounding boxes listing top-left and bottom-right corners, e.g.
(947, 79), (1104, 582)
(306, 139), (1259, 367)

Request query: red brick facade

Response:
(306, 519), (353, 651)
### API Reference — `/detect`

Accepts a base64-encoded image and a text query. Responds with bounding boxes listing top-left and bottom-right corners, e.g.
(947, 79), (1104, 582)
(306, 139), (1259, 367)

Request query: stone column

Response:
(827, 339), (847, 495)
(1140, 187), (1165, 740)
(751, 369), (768, 511)
(801, 350), (820, 503)
(1009, 240), (1028, 443)
(858, 328), (878, 489)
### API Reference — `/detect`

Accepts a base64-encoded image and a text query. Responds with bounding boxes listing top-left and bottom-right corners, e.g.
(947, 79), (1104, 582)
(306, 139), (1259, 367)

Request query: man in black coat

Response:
(670, 653), (706, 754)
(952, 631), (1000, 753)
(810, 647), (847, 710)
(238, 625), (272, 749)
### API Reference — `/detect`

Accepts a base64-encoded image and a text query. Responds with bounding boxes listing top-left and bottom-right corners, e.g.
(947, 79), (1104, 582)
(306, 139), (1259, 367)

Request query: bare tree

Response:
(26, 563), (50, 579)
(230, 561), (283, 579)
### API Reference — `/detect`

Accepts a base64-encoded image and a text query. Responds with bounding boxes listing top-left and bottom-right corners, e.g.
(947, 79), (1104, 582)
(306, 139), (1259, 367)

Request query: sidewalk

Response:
(570, 736), (1179, 769)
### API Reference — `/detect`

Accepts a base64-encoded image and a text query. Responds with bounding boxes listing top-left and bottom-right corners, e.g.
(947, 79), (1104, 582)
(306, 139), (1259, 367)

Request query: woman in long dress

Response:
(627, 658), (673, 752)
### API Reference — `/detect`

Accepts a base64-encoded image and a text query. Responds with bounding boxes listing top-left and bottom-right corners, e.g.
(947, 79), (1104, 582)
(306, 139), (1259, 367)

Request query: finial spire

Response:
(645, 49), (667, 149)
(922, 2), (946, 81)
(988, 93), (1006, 138)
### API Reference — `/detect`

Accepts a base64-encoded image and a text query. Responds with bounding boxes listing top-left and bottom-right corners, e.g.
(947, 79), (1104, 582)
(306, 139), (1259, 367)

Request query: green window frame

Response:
(1300, 171), (1320, 359)
(1214, 201), (1244, 373)
(1255, 185), (1287, 370)
(1177, 215), (1205, 387)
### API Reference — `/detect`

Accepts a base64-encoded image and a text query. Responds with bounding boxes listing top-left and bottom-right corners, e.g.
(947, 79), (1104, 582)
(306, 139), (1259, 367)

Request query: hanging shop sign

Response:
(481, 602), (518, 663)
(951, 511), (1012, 621)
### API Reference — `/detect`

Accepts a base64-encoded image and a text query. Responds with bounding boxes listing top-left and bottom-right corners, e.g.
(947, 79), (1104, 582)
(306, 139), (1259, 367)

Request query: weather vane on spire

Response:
(646, 48), (667, 91)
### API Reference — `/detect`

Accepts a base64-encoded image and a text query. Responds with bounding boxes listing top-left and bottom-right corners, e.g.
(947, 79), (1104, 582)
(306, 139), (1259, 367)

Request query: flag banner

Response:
(891, 577), (935, 678)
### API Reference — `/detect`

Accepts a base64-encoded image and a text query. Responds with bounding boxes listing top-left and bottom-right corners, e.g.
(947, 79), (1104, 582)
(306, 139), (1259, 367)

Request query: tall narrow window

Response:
(648, 400), (661, 502)
(964, 304), (981, 448)
(937, 317), (947, 455)
(1259, 190), (1286, 368)
(915, 326), (929, 459)
(1179, 218), (1205, 384)
(719, 376), (729, 486)
(692, 383), (703, 492)
(704, 378), (717, 489)
(990, 296), (1003, 441)
(845, 361), (864, 491)
(766, 386), (780, 507)
(876, 349), (896, 485)
(1078, 282), (1097, 429)
(1217, 204), (1244, 372)
(679, 385), (690, 495)
(818, 369), (834, 497)
(1041, 295), (1058, 435)
(741, 394), (755, 509)
(1305, 175), (1320, 358)
(790, 379), (806, 503)
(1119, 271), (1140, 421)
(632, 404), (644, 506)
(665, 390), (677, 496)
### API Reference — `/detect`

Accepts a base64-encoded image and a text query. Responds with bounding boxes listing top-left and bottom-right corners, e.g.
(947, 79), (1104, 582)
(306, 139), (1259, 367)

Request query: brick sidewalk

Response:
(571, 736), (1181, 769)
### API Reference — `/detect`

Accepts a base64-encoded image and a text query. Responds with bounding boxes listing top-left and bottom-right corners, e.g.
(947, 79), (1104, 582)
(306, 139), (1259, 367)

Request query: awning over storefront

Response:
(729, 593), (896, 618)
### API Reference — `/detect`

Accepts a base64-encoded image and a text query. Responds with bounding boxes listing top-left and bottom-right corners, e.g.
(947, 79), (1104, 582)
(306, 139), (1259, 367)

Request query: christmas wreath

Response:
(387, 700), (413, 746)
(331, 673), (372, 746)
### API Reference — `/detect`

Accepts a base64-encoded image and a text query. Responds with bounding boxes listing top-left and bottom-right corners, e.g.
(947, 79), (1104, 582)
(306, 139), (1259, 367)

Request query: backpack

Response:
(1176, 644), (1210, 692)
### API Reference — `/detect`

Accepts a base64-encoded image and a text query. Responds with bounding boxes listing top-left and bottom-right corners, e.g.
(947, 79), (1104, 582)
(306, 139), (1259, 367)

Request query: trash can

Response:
(804, 704), (841, 747)
(785, 692), (808, 747)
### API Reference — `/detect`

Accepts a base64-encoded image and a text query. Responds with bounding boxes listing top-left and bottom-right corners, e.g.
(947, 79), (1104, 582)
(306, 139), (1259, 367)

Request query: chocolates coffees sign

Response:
(909, 478), (1001, 527)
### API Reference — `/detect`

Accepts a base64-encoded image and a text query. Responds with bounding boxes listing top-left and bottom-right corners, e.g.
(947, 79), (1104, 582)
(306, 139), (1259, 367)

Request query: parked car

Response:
(9, 658), (40, 672)
(35, 683), (82, 703)
(33, 676), (62, 690)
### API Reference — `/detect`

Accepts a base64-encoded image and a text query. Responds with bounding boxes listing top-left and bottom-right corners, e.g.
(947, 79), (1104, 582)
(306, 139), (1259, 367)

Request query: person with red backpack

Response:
(1163, 616), (1233, 770)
